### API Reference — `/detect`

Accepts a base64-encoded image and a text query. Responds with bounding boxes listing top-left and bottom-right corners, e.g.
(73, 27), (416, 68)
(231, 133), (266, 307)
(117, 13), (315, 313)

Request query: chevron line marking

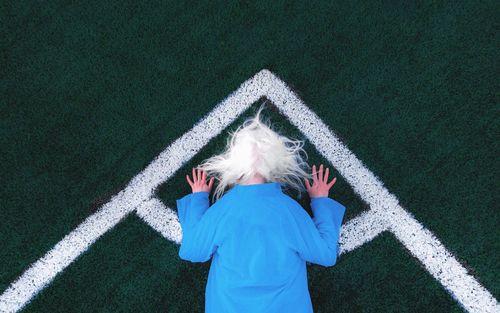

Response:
(1, 69), (497, 313)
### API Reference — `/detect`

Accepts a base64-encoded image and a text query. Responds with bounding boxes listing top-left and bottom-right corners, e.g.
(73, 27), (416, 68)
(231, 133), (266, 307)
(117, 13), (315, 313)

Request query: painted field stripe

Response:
(1, 69), (498, 313)
(0, 71), (267, 313)
(0, 192), (135, 313)
(263, 70), (400, 214)
(125, 70), (267, 196)
(387, 205), (500, 313)
(135, 197), (388, 255)
(260, 69), (499, 313)
(135, 198), (182, 244)
(337, 210), (389, 255)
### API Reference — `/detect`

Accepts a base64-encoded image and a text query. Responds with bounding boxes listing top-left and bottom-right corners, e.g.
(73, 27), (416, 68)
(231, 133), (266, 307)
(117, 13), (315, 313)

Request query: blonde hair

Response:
(197, 103), (312, 202)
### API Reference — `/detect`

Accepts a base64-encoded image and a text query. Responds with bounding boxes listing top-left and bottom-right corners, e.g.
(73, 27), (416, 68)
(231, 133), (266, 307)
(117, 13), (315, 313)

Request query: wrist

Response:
(192, 190), (209, 194)
(310, 194), (328, 199)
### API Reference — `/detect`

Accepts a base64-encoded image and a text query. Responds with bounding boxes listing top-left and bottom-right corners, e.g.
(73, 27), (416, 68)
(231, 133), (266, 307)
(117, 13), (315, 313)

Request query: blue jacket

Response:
(176, 181), (346, 313)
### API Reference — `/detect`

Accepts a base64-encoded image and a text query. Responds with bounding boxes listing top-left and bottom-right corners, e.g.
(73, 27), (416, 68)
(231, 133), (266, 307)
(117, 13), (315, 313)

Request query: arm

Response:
(291, 163), (346, 266)
(288, 196), (346, 267)
(176, 191), (223, 262)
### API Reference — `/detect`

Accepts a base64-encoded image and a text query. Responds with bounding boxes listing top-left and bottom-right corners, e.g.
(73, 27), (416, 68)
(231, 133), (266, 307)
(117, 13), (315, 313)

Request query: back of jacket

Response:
(216, 190), (304, 288)
(176, 181), (346, 313)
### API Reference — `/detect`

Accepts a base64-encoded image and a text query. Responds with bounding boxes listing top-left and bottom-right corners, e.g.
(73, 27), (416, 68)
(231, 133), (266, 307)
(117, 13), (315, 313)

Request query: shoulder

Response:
(276, 194), (310, 220)
(209, 190), (235, 212)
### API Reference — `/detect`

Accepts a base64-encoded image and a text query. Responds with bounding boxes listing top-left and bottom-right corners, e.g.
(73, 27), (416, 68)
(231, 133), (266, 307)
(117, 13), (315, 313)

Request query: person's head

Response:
(197, 103), (312, 202)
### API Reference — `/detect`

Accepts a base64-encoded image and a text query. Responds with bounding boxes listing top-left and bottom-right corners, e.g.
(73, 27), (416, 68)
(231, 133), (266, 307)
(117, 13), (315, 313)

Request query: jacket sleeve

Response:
(176, 191), (224, 263)
(287, 196), (346, 267)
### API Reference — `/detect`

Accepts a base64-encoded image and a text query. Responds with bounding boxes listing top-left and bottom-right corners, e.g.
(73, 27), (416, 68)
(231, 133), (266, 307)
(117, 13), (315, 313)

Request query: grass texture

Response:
(1, 0), (498, 312)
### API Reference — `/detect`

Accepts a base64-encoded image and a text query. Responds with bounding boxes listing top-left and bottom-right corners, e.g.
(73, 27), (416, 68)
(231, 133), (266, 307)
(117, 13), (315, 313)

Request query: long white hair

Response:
(197, 103), (312, 202)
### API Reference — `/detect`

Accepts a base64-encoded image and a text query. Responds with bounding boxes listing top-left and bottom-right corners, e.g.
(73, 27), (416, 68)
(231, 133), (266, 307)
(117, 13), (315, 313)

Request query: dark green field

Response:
(1, 1), (498, 312)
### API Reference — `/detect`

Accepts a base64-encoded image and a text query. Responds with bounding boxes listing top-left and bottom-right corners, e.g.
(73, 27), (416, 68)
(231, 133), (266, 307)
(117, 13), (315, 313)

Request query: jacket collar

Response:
(231, 181), (283, 196)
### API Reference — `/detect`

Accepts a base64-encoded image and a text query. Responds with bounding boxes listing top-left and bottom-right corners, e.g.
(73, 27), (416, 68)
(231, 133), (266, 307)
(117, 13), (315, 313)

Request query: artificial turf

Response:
(1, 0), (498, 311)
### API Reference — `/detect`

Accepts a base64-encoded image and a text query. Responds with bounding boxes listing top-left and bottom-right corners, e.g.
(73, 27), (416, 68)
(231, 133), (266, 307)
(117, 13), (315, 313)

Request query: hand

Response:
(304, 164), (337, 198)
(186, 167), (215, 193)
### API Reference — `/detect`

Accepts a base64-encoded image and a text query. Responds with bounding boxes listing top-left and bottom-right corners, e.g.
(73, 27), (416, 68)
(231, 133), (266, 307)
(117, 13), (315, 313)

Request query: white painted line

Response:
(260, 69), (499, 313)
(135, 197), (388, 256)
(337, 210), (389, 255)
(1, 69), (497, 313)
(263, 70), (401, 214)
(135, 198), (182, 244)
(125, 70), (267, 195)
(386, 205), (500, 313)
(0, 191), (134, 313)
(0, 70), (267, 313)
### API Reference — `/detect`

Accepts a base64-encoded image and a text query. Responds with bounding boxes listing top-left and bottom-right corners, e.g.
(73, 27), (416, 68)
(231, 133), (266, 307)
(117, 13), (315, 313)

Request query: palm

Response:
(304, 164), (337, 198)
(186, 167), (215, 193)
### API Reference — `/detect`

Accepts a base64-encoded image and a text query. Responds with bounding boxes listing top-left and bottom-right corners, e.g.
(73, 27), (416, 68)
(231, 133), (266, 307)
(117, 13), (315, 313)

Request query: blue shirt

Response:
(176, 181), (346, 313)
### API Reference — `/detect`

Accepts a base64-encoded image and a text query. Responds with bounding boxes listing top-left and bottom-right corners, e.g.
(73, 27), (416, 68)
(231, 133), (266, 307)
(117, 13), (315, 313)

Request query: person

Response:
(176, 104), (346, 313)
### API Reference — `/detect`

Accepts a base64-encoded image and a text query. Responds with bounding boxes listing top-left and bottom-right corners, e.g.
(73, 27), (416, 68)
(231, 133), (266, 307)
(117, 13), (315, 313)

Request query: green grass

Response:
(1, 0), (498, 311)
